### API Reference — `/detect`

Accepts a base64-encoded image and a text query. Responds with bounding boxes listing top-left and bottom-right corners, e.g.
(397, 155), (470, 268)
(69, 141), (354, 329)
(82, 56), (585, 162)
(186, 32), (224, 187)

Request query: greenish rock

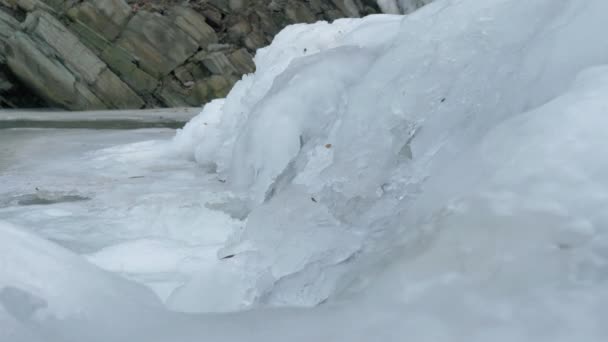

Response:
(156, 77), (191, 107)
(4, 0), (54, 13)
(227, 19), (251, 41)
(173, 64), (195, 84)
(66, 0), (131, 41)
(100, 45), (159, 94)
(186, 81), (211, 105)
(8, 10), (143, 110)
(243, 31), (266, 50)
(228, 0), (248, 11)
(285, 2), (316, 23)
(0, 9), (19, 62)
(170, 6), (218, 47)
(206, 43), (232, 53)
(158, 73), (236, 107)
(5, 32), (104, 109)
(0, 0), (384, 110)
(0, 9), (18, 38)
(23, 10), (106, 84)
(331, 0), (361, 17)
(228, 48), (255, 74)
(66, 19), (112, 54)
(200, 7), (222, 27)
(0, 70), (13, 92)
(117, 10), (199, 78)
(201, 51), (237, 75)
(189, 76), (236, 106)
(189, 60), (212, 80)
(208, 0), (230, 12)
(40, 0), (78, 13)
(207, 74), (234, 98)
(306, 0), (324, 13)
(255, 9), (281, 36)
(93, 69), (144, 109)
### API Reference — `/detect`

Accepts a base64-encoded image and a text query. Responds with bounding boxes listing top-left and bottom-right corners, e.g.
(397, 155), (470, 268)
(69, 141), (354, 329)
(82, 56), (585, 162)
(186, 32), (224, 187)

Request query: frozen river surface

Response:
(0, 128), (247, 311)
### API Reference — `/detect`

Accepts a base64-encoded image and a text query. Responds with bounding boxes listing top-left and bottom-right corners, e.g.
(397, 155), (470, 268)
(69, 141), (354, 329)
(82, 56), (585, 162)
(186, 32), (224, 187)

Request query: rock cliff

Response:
(0, 0), (382, 110)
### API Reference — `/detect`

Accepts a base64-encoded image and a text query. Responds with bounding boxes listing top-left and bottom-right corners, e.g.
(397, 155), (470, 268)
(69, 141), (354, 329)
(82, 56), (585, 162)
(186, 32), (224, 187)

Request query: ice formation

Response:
(3, 0), (608, 340)
(173, 0), (608, 311)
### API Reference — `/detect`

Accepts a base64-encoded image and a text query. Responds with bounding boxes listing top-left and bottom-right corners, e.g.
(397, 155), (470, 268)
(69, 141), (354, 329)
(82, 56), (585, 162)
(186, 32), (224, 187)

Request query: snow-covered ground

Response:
(3, 0), (608, 341)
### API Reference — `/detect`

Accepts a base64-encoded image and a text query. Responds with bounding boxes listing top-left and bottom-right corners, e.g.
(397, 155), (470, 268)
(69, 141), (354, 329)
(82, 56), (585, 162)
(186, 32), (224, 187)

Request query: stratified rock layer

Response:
(0, 0), (383, 110)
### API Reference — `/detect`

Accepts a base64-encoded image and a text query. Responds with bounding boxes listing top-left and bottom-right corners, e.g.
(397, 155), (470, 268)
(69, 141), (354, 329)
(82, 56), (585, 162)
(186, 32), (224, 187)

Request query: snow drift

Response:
(4, 0), (608, 340)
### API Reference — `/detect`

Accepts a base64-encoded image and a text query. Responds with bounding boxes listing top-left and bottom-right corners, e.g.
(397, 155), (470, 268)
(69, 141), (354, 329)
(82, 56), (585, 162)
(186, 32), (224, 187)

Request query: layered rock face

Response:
(0, 0), (381, 110)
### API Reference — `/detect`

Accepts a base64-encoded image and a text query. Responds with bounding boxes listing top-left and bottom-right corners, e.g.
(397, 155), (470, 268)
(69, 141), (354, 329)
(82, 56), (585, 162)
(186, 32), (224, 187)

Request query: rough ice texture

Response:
(4, 0), (608, 340)
(173, 0), (608, 312)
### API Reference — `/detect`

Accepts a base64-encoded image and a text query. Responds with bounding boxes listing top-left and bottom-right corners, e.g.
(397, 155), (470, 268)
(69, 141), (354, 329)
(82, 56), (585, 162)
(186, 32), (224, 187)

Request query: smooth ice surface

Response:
(4, 0), (608, 340)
